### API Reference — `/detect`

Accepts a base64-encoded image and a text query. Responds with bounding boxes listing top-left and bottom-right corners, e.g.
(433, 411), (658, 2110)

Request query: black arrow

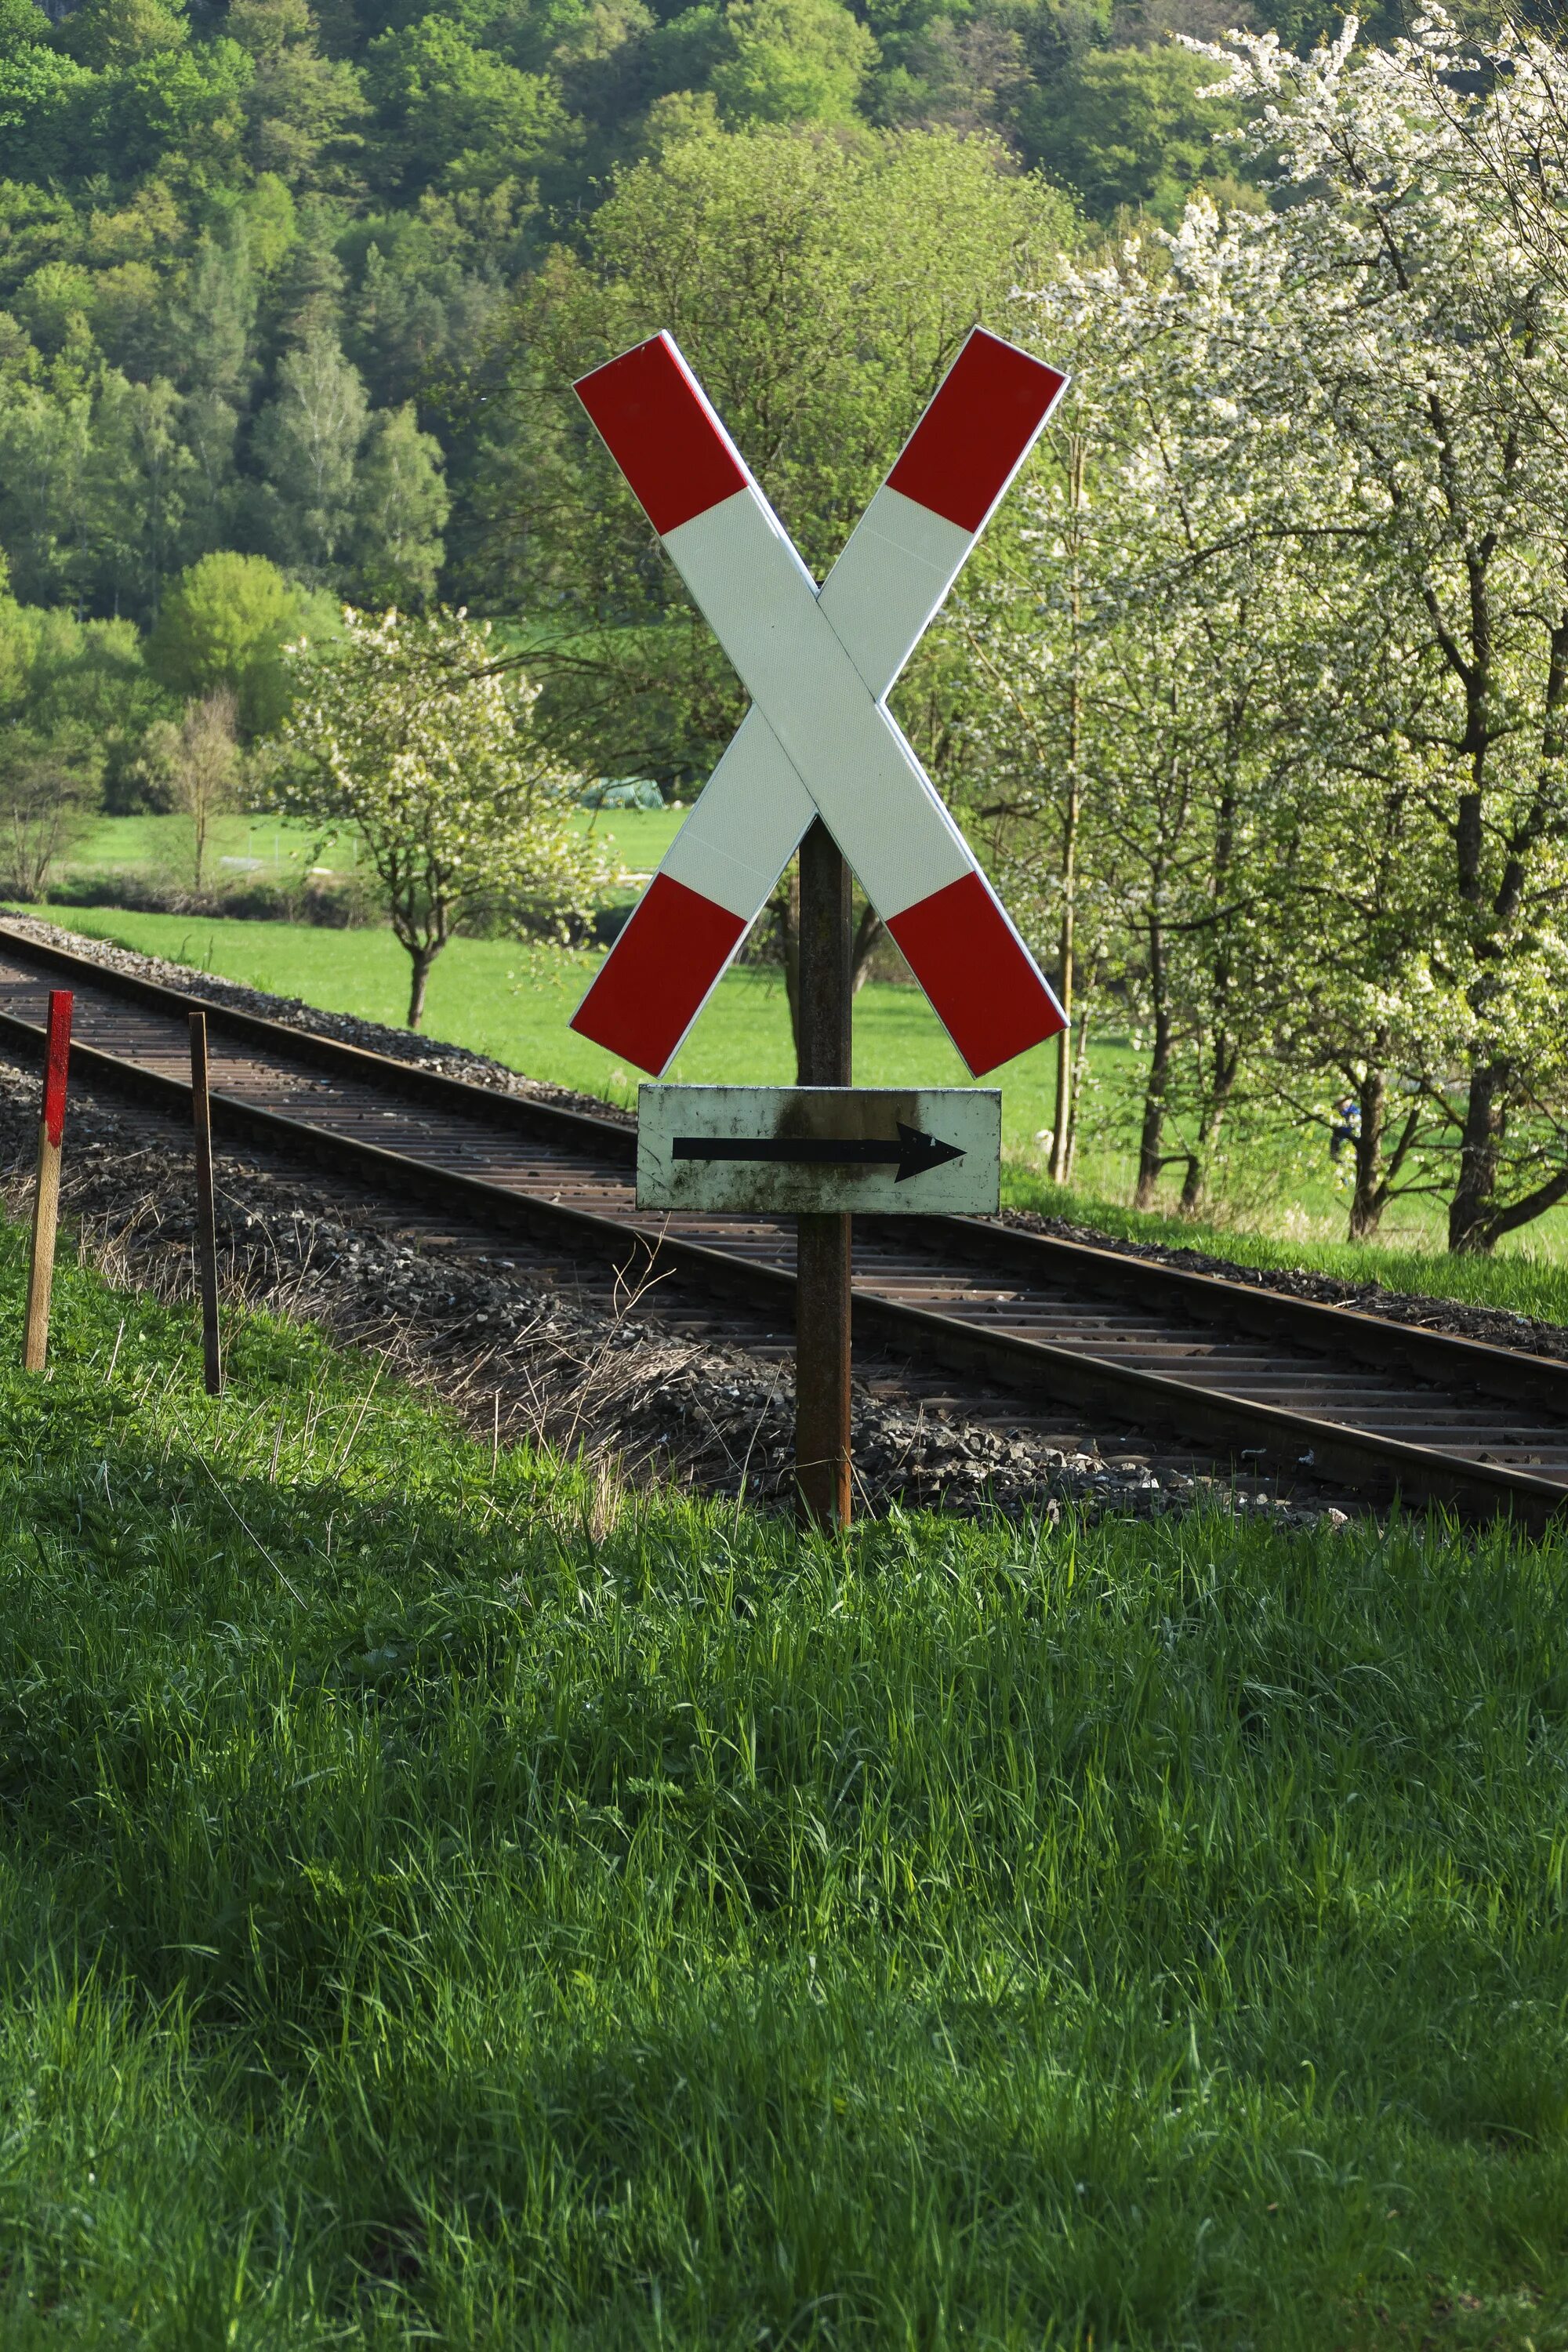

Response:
(672, 1121), (965, 1185)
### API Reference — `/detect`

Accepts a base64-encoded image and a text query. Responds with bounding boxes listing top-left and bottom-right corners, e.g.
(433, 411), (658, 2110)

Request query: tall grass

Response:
(0, 1234), (1566, 2339)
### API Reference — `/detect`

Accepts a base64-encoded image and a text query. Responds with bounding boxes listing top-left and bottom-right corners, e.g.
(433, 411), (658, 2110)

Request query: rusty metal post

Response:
(795, 817), (852, 1526)
(189, 1011), (222, 1396)
(23, 989), (72, 1373)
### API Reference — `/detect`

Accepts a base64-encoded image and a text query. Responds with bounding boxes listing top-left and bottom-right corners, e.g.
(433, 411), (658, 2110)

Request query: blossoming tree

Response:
(281, 607), (622, 1029)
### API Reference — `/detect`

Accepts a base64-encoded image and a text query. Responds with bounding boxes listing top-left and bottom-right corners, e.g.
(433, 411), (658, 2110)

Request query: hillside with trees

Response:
(0, 0), (1385, 645)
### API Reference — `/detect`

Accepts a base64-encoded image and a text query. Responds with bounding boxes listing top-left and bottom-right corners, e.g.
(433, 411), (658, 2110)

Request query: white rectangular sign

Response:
(637, 1086), (1000, 1215)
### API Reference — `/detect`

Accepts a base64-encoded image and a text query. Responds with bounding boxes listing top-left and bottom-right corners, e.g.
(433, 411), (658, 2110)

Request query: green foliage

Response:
(0, 0), (45, 44)
(348, 398), (448, 603)
(1, 1248), (1568, 2336)
(362, 14), (568, 194)
(473, 123), (1072, 779)
(56, 0), (188, 70)
(93, 37), (254, 186)
(146, 550), (307, 735)
(710, 0), (878, 125)
(0, 0), (1323, 645)
(0, 45), (93, 183)
(252, 327), (369, 575)
(1022, 43), (1241, 220)
(228, 0), (368, 186)
(0, 593), (169, 805)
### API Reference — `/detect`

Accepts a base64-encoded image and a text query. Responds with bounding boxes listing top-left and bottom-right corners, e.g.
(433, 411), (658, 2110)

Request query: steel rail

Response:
(1, 920), (1566, 1528)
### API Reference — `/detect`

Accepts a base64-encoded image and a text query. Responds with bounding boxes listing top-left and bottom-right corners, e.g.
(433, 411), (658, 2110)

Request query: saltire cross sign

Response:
(568, 325), (1070, 1078)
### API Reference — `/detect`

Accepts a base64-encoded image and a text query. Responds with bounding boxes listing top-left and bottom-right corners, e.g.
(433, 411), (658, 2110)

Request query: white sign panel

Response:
(637, 1086), (1000, 1215)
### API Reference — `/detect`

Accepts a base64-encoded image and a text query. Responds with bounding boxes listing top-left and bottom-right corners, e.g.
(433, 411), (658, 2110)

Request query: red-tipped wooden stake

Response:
(189, 1011), (222, 1396)
(23, 989), (72, 1373)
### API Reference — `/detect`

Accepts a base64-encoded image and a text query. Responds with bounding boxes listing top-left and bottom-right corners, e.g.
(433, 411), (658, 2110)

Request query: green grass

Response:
(67, 809), (327, 884)
(60, 807), (685, 899)
(3, 1240), (1568, 2342)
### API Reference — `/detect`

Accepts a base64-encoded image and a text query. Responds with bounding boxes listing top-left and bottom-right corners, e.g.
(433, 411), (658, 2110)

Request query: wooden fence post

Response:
(23, 989), (73, 1373)
(189, 1011), (222, 1396)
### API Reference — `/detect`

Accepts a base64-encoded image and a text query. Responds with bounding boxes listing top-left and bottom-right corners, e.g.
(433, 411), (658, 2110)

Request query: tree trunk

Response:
(1050, 459), (1084, 1189)
(406, 943), (437, 1030)
(1065, 1000), (1092, 1184)
(1179, 1103), (1225, 1216)
(1178, 1077), (1233, 1218)
(851, 901), (883, 994)
(1134, 921), (1171, 1211)
(1134, 1033), (1170, 1209)
(775, 870), (801, 1066)
(1449, 1061), (1504, 1251)
(1347, 1069), (1387, 1242)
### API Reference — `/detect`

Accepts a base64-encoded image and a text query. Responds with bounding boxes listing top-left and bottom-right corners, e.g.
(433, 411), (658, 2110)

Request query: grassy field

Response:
(3, 1236), (1568, 2342)
(60, 805), (685, 897)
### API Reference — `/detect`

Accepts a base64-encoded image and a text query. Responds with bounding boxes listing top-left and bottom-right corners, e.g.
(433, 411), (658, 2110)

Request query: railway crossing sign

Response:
(569, 326), (1069, 1077)
(637, 1086), (1001, 1216)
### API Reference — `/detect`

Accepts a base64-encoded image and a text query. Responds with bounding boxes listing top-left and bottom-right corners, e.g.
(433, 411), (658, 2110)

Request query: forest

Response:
(0, 0), (1316, 644)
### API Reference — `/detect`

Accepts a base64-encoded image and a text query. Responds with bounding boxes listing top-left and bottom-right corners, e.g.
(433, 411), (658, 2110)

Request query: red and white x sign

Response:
(570, 327), (1069, 1078)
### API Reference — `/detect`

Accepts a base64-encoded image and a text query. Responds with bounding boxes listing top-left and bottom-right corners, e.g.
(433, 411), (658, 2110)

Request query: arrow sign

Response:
(639, 1086), (1000, 1216)
(673, 1123), (965, 1185)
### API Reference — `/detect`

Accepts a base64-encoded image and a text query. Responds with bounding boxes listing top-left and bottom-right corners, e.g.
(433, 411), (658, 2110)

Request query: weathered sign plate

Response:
(637, 1085), (1001, 1215)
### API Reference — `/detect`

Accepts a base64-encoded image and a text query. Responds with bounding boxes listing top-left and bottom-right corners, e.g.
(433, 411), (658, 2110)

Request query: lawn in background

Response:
(2, 1239), (1567, 2343)
(24, 900), (1568, 1319)
(60, 805), (684, 899)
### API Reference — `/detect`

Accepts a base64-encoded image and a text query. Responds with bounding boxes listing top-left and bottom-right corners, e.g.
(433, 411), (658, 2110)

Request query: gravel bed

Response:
(0, 1054), (1341, 1529)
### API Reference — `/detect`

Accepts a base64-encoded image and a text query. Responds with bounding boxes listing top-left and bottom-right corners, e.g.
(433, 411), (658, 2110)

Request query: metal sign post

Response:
(795, 818), (852, 1527)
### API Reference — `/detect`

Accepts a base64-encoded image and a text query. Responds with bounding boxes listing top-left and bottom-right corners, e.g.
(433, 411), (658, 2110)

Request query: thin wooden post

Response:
(795, 818), (852, 1528)
(23, 989), (72, 1373)
(189, 1011), (222, 1396)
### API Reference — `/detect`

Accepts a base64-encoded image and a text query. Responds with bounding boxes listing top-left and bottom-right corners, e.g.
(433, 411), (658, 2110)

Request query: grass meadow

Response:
(60, 805), (686, 898)
(2, 1232), (1567, 2343)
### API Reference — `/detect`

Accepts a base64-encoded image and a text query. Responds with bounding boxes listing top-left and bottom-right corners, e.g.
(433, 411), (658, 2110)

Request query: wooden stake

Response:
(794, 818), (853, 1529)
(189, 1011), (222, 1396)
(23, 989), (72, 1373)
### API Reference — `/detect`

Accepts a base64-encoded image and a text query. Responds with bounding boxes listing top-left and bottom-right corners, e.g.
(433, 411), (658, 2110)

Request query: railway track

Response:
(0, 919), (1566, 1528)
